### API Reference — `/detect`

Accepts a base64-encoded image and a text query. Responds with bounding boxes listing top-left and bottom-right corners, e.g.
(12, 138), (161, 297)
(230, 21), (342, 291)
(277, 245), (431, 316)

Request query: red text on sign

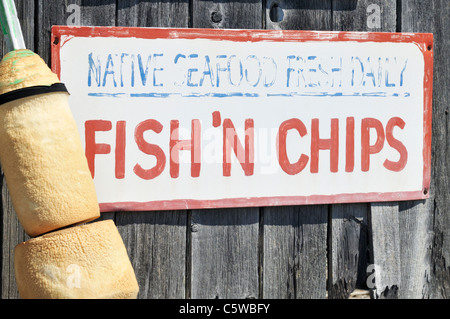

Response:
(84, 115), (407, 179)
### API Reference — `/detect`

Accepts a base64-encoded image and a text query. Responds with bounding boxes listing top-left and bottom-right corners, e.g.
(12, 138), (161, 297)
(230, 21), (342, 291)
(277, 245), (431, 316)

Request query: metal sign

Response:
(52, 26), (433, 212)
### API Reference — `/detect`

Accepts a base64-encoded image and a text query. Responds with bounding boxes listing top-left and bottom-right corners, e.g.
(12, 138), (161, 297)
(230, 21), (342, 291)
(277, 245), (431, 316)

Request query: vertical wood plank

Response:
(116, 211), (187, 299)
(1, 177), (29, 299)
(329, 0), (396, 299)
(263, 0), (331, 299)
(400, 0), (450, 299)
(0, 0), (35, 299)
(263, 205), (328, 298)
(116, 0), (189, 299)
(190, 208), (259, 299)
(189, 0), (262, 299)
(328, 204), (369, 299)
(369, 202), (401, 299)
(397, 200), (433, 298)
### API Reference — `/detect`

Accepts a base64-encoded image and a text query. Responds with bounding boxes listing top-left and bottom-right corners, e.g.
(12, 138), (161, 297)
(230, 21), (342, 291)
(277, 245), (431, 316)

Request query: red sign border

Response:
(51, 26), (433, 212)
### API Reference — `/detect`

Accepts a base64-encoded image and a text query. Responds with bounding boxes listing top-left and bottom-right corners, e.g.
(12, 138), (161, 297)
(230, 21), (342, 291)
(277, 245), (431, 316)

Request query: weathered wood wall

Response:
(1, 0), (448, 299)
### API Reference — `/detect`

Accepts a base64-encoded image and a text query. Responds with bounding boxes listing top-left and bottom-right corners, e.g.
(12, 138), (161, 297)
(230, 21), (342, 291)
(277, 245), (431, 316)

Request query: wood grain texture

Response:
(263, 0), (330, 299)
(369, 202), (401, 299)
(36, 0), (116, 65)
(398, 200), (433, 298)
(329, 0), (396, 299)
(263, 205), (328, 298)
(190, 208), (259, 299)
(117, 0), (189, 28)
(116, 211), (186, 299)
(116, 0), (189, 299)
(328, 204), (369, 299)
(190, 0), (262, 299)
(193, 0), (262, 29)
(332, 0), (396, 32)
(400, 0), (450, 299)
(265, 0), (332, 30)
(1, 177), (29, 299)
(10, 0), (35, 51)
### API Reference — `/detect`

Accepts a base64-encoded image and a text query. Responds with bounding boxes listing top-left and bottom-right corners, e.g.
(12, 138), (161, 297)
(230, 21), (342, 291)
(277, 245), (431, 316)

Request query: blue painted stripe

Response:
(88, 92), (411, 98)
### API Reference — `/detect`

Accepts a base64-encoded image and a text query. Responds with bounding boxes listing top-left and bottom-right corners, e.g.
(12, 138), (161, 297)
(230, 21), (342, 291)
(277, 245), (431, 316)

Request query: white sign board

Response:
(52, 27), (433, 212)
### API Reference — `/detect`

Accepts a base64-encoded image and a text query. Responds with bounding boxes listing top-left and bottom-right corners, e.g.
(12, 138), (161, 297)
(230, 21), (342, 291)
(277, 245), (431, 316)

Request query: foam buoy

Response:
(0, 50), (100, 237)
(14, 220), (139, 299)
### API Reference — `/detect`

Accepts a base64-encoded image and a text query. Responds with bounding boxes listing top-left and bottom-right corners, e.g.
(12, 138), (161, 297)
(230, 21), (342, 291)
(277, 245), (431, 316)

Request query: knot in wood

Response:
(191, 223), (200, 232)
(211, 11), (222, 23)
